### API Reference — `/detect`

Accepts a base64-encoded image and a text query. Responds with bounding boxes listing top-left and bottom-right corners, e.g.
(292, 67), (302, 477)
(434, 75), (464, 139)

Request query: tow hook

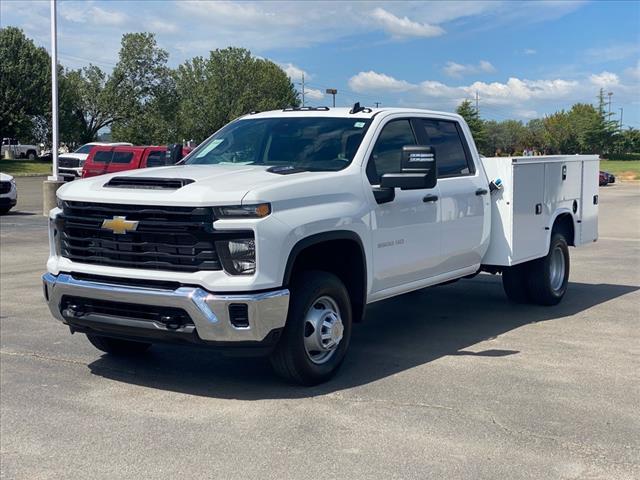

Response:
(63, 304), (85, 318)
(159, 315), (184, 330)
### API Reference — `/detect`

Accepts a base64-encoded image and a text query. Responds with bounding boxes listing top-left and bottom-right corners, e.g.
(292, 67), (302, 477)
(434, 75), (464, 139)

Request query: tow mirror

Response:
(380, 145), (437, 190)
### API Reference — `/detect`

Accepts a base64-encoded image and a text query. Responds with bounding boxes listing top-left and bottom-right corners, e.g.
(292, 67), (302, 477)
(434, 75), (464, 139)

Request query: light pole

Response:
(325, 88), (337, 107)
(43, 0), (64, 215)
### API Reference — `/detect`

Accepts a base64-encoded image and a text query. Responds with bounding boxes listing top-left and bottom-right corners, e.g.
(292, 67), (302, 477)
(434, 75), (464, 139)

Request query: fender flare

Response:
(546, 208), (576, 250)
(282, 230), (368, 322)
(282, 230), (367, 286)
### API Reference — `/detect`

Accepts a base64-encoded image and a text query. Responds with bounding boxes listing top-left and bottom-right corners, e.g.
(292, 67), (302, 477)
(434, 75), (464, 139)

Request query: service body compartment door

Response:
(511, 163), (547, 263)
(579, 159), (599, 244)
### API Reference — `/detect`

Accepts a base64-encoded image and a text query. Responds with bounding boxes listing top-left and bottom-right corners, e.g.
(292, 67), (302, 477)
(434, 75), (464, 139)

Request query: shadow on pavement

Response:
(88, 275), (638, 399)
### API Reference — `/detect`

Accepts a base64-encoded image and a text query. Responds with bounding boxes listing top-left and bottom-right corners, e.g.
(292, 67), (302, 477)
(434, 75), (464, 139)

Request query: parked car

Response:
(599, 170), (615, 186)
(81, 144), (189, 178)
(1, 138), (40, 160)
(0, 173), (17, 214)
(43, 106), (599, 385)
(599, 171), (608, 186)
(58, 142), (133, 180)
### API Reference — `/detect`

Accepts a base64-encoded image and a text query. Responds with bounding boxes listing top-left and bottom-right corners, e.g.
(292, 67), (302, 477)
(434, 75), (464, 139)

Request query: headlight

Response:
(214, 203), (271, 219)
(56, 196), (64, 210)
(215, 238), (256, 275)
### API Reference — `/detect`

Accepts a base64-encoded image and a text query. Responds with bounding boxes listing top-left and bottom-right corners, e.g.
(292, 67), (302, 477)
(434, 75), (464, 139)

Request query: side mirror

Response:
(168, 143), (183, 164)
(380, 145), (437, 190)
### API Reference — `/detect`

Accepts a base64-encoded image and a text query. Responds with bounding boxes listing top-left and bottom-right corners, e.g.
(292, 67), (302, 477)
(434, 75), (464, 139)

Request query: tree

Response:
(109, 33), (178, 144)
(0, 27), (50, 140)
(456, 100), (485, 152)
(175, 47), (299, 142)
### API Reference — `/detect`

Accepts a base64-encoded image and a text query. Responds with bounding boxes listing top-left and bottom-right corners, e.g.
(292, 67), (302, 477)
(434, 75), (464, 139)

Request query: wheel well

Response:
(285, 236), (367, 323)
(552, 213), (575, 246)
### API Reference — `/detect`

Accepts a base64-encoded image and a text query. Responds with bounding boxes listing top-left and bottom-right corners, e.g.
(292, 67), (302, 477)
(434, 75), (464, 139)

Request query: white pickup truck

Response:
(43, 106), (599, 385)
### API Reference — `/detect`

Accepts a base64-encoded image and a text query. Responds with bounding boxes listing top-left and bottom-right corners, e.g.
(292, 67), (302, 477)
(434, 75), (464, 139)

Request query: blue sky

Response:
(2, 0), (639, 126)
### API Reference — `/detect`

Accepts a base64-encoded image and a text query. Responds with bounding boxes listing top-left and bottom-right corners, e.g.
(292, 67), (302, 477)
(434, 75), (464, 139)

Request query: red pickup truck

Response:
(81, 145), (191, 178)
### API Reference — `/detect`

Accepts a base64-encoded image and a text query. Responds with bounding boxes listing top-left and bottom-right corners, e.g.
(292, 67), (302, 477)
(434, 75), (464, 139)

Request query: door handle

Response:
(423, 194), (439, 203)
(475, 188), (488, 196)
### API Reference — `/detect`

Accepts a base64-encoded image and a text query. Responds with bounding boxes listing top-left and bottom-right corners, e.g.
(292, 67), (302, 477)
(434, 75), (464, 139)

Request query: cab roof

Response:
(243, 107), (462, 121)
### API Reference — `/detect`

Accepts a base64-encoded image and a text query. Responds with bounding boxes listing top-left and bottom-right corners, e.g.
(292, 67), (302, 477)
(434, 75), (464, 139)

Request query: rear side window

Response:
(146, 151), (170, 167)
(111, 152), (134, 164)
(418, 119), (474, 177)
(367, 119), (416, 184)
(93, 150), (113, 163)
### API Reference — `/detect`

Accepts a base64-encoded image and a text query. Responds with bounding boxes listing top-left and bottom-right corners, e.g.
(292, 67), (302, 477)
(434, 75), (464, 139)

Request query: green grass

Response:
(600, 160), (640, 180)
(0, 159), (53, 176)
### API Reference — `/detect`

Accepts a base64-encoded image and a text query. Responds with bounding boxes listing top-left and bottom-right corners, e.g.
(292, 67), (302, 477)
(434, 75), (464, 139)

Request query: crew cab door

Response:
(415, 118), (489, 273)
(365, 118), (442, 294)
(106, 148), (142, 175)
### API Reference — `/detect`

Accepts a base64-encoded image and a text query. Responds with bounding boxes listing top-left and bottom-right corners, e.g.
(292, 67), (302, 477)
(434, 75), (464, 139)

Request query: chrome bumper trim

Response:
(43, 273), (289, 342)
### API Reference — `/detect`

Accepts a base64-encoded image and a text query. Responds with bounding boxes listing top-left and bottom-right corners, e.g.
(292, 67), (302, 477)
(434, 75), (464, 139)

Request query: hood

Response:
(59, 152), (89, 161)
(0, 172), (15, 182)
(56, 164), (327, 206)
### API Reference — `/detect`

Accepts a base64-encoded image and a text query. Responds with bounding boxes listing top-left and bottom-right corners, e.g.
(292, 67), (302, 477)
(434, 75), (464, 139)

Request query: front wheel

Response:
(86, 334), (151, 355)
(27, 151), (37, 160)
(526, 234), (570, 306)
(270, 271), (352, 385)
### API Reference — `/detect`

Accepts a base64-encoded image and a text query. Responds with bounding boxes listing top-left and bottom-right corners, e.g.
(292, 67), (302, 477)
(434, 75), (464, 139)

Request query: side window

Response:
(367, 119), (416, 184)
(419, 119), (473, 177)
(93, 150), (113, 163)
(111, 151), (134, 164)
(146, 151), (168, 167)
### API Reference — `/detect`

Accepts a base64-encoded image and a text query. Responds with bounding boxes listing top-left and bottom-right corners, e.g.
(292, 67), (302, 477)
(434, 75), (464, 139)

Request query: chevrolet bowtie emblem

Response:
(101, 216), (139, 235)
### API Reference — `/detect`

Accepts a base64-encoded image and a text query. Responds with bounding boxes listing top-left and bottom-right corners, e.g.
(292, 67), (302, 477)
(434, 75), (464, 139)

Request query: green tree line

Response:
(0, 27), (298, 146)
(456, 94), (639, 158)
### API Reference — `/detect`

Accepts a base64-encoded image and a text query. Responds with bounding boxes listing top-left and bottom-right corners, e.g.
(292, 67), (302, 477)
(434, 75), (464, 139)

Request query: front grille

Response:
(58, 157), (80, 168)
(58, 201), (251, 272)
(60, 295), (194, 327)
(0, 182), (11, 194)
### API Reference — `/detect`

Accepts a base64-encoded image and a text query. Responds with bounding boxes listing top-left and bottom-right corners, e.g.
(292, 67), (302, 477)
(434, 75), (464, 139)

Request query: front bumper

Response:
(43, 273), (289, 346)
(58, 167), (82, 180)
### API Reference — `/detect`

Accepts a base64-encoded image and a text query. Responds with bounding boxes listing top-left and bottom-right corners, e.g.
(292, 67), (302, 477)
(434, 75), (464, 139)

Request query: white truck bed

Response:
(481, 155), (599, 266)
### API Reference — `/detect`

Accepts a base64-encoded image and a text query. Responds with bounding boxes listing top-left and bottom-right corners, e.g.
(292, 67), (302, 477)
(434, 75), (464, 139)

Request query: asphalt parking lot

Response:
(1, 177), (639, 479)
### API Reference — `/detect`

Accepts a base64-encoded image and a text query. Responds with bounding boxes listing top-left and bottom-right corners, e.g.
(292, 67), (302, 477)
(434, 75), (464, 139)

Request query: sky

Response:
(2, 0), (639, 126)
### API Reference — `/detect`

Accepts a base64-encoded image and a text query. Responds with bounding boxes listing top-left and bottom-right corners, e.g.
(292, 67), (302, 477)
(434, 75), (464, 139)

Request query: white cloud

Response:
(625, 61), (640, 81)
(589, 71), (620, 88)
(146, 19), (179, 34)
(586, 43), (640, 62)
(524, 49), (537, 55)
(348, 71), (415, 93)
(370, 7), (445, 39)
(60, 4), (129, 27)
(279, 63), (310, 81)
(443, 60), (496, 78)
(347, 69), (640, 120)
(304, 88), (325, 101)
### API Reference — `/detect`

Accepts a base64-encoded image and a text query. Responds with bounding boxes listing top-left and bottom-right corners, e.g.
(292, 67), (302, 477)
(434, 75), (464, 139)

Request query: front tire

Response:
(27, 151), (37, 160)
(526, 234), (570, 306)
(86, 334), (151, 355)
(270, 271), (352, 385)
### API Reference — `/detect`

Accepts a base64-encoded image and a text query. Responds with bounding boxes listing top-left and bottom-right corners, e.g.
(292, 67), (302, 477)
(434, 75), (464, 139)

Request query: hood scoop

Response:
(104, 176), (195, 190)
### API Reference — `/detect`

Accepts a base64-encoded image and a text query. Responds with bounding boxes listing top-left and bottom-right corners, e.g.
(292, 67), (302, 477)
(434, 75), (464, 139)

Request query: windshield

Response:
(185, 117), (372, 171)
(74, 144), (95, 154)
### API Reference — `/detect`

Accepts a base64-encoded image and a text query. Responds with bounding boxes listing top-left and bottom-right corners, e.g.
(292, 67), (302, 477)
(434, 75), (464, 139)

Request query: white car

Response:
(43, 106), (599, 385)
(0, 173), (17, 214)
(57, 142), (132, 180)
